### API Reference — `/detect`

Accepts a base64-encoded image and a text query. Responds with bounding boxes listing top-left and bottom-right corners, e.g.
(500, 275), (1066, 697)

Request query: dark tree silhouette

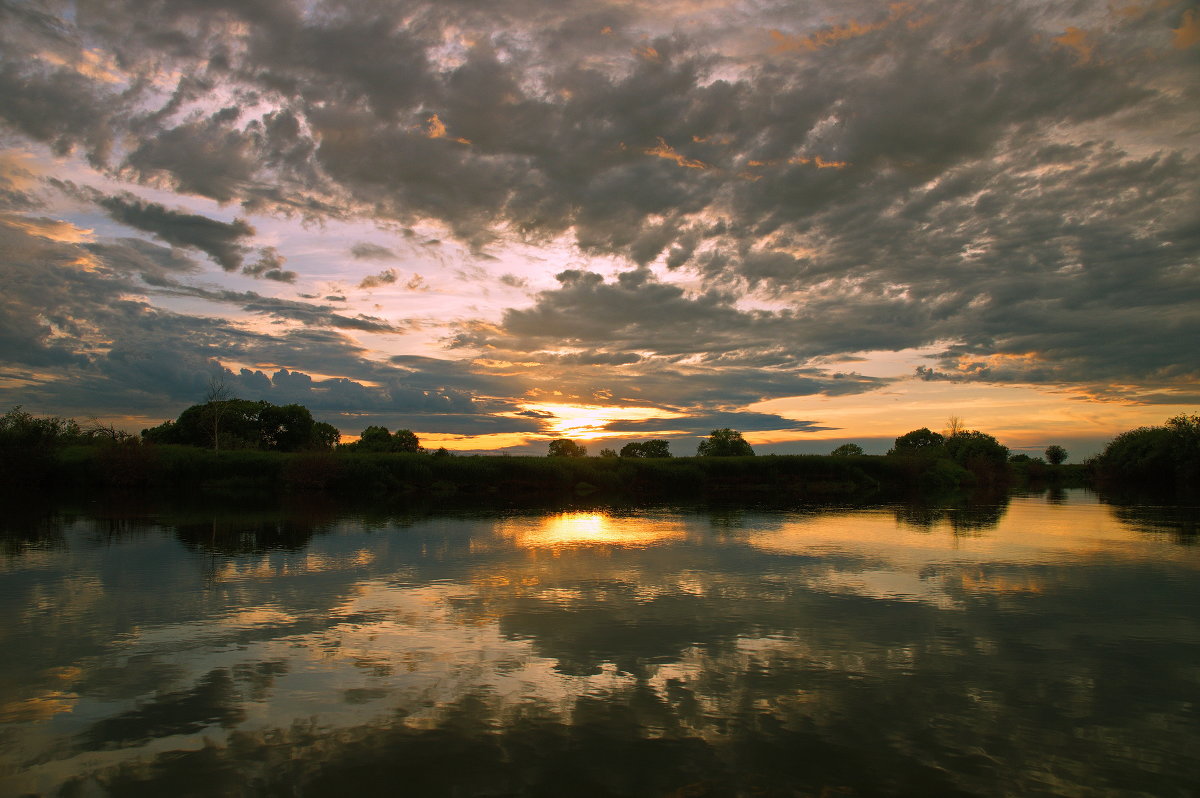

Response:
(548, 438), (587, 457)
(888, 428), (945, 456)
(1093, 413), (1200, 492)
(142, 400), (338, 451)
(203, 376), (234, 453)
(1044, 445), (1068, 465)
(830, 443), (864, 456)
(620, 440), (672, 458)
(352, 426), (421, 453)
(697, 428), (753, 457)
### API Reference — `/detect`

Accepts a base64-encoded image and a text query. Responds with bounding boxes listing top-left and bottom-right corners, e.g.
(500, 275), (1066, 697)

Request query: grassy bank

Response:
(6, 445), (1010, 504)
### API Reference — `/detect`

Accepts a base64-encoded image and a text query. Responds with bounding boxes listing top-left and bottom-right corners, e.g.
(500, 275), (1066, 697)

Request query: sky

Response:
(1, 0), (1197, 459)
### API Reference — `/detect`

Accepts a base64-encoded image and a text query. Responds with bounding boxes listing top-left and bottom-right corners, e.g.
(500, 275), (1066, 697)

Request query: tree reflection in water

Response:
(0, 490), (1197, 797)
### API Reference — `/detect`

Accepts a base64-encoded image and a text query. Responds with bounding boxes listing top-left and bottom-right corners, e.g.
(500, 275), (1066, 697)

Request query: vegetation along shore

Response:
(2, 402), (1196, 503)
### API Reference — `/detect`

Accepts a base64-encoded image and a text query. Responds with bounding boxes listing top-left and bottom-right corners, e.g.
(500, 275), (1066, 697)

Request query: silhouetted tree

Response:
(697, 428), (753, 457)
(548, 438), (586, 457)
(203, 375), (234, 453)
(945, 430), (1008, 466)
(620, 440), (672, 458)
(352, 426), (421, 453)
(598, 448), (618, 458)
(313, 422), (341, 450)
(391, 429), (421, 453)
(1, 406), (82, 448)
(830, 443), (864, 456)
(944, 430), (1009, 481)
(1093, 413), (1200, 492)
(888, 428), (945, 456)
(142, 400), (338, 451)
(1045, 445), (1068, 465)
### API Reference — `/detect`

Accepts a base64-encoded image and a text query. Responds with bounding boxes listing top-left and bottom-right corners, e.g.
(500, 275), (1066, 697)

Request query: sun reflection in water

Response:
(500, 512), (687, 549)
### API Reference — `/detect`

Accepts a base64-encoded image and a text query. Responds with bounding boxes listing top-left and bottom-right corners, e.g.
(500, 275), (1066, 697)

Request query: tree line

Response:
(3, 400), (1195, 496)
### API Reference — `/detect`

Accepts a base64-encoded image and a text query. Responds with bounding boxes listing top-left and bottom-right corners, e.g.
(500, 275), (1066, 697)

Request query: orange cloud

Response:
(633, 44), (661, 61)
(787, 155), (849, 169)
(1173, 8), (1200, 48)
(0, 213), (94, 243)
(426, 114), (447, 138)
(770, 3), (913, 53)
(644, 137), (709, 169)
(1053, 27), (1094, 64)
(425, 114), (471, 145)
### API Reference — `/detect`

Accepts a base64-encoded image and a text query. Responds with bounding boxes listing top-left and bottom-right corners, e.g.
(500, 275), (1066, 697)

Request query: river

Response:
(1, 489), (1196, 796)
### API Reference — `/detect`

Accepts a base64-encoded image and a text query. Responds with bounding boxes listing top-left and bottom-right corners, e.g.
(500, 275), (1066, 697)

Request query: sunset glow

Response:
(499, 513), (689, 549)
(0, 0), (1195, 456)
(518, 403), (684, 440)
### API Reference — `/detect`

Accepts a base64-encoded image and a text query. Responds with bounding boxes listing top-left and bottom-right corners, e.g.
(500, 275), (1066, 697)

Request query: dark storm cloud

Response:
(96, 193), (254, 271)
(85, 238), (203, 275)
(448, 265), (900, 410)
(602, 411), (831, 436)
(143, 276), (400, 333)
(462, 267), (917, 371)
(1, 0), (1196, 411)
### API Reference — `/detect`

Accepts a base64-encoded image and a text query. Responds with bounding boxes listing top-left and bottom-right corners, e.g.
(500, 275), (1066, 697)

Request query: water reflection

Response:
(0, 491), (1197, 796)
(498, 511), (689, 549)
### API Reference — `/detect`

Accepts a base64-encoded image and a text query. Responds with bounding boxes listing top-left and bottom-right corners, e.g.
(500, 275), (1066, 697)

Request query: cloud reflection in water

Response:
(0, 493), (1197, 796)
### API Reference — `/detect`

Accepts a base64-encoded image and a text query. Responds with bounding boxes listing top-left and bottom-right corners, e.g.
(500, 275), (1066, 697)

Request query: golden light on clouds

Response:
(0, 214), (94, 244)
(744, 155), (850, 171)
(770, 3), (913, 53)
(36, 47), (124, 83)
(645, 137), (710, 169)
(0, 150), (40, 191)
(1053, 27), (1095, 64)
(1173, 8), (1200, 49)
(789, 155), (848, 169)
(750, 378), (1197, 452)
(518, 402), (683, 439)
(417, 431), (540, 451)
(425, 114), (471, 145)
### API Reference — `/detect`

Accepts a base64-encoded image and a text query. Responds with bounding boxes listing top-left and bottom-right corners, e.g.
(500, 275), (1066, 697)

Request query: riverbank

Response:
(9, 444), (1088, 504)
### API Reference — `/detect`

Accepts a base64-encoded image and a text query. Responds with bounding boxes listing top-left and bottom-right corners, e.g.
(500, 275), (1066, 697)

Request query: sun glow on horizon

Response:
(517, 402), (683, 439)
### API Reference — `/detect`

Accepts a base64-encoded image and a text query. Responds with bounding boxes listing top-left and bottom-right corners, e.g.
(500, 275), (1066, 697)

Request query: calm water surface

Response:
(1, 490), (1197, 796)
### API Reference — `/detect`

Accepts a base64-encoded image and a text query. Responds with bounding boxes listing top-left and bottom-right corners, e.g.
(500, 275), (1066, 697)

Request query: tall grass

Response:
(9, 446), (980, 503)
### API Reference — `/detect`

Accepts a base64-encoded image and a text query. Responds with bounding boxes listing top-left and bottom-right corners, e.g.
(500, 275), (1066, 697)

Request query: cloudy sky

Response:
(1, 0), (1197, 456)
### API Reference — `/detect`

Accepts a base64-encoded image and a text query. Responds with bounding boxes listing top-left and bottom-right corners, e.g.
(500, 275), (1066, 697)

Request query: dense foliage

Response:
(887, 426), (1009, 487)
(548, 439), (587, 457)
(1091, 413), (1199, 494)
(697, 428), (754, 457)
(7, 402), (1195, 501)
(344, 426), (421, 453)
(1044, 445), (1068, 465)
(141, 400), (339, 452)
(620, 440), (672, 458)
(888, 428), (946, 456)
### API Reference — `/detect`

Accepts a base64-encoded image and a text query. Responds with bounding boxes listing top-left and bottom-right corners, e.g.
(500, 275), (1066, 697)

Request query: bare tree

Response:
(204, 375), (234, 453)
(944, 416), (964, 438)
(83, 417), (134, 443)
